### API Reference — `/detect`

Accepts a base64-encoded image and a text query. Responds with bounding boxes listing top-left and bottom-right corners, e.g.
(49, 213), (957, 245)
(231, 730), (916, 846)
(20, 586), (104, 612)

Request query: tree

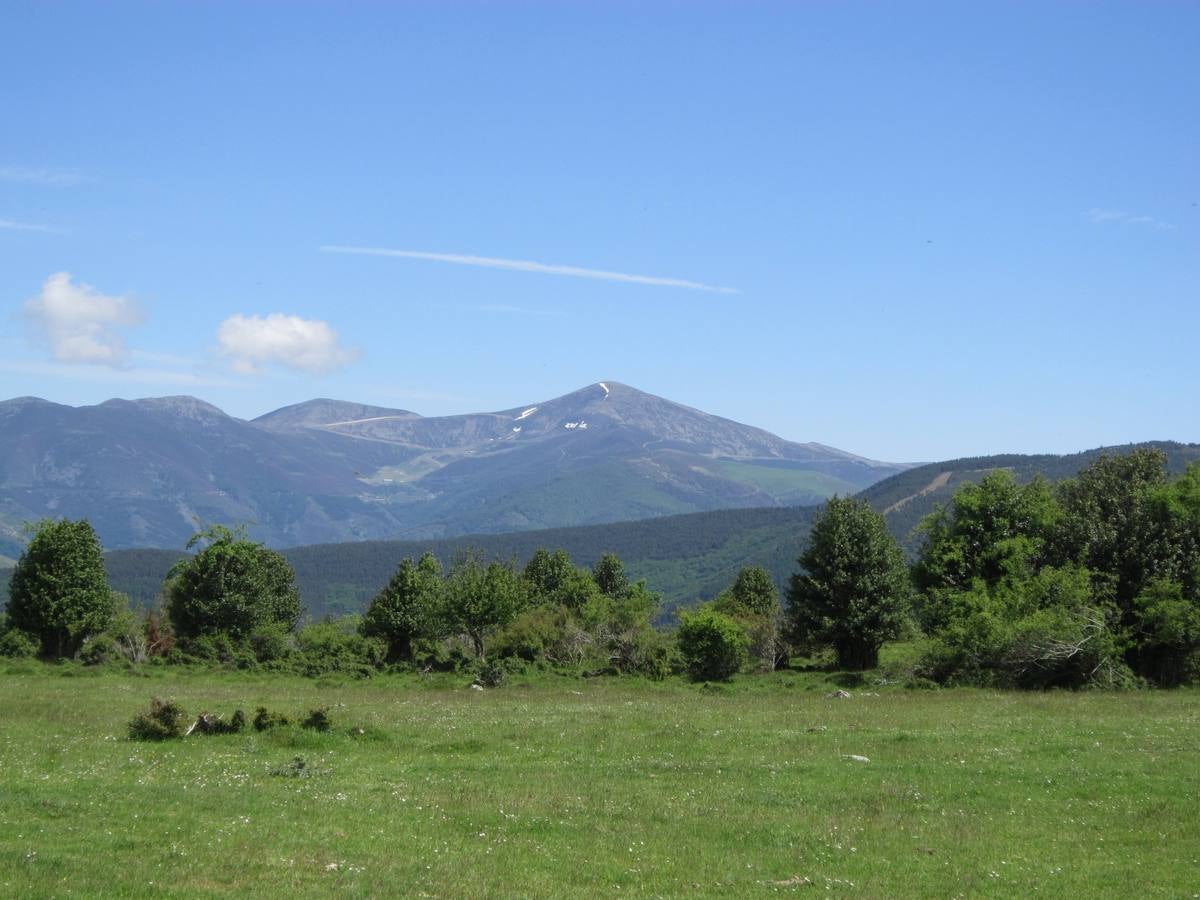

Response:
(164, 525), (301, 640)
(592, 553), (631, 598)
(360, 553), (444, 661)
(713, 566), (783, 671)
(445, 554), (530, 659)
(676, 609), (749, 681)
(523, 548), (601, 609)
(6, 518), (113, 658)
(787, 496), (911, 670)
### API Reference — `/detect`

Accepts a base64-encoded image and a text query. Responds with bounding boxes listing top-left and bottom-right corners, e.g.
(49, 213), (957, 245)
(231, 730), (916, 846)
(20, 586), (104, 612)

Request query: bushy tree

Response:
(360, 552), (445, 661)
(445, 554), (530, 659)
(165, 525), (301, 640)
(524, 548), (600, 609)
(676, 609), (749, 681)
(788, 496), (911, 670)
(713, 566), (783, 671)
(6, 518), (114, 657)
(592, 553), (631, 598)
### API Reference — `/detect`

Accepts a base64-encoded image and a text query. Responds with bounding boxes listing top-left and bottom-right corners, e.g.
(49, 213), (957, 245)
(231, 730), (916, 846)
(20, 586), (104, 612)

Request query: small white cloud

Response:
(217, 313), (359, 375)
(1085, 208), (1173, 229)
(24, 272), (142, 366)
(0, 166), (84, 186)
(0, 218), (59, 233)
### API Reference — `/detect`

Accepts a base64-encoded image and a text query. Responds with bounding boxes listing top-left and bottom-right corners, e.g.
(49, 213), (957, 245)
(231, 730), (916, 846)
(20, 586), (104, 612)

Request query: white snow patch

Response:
(512, 426), (522, 433)
(564, 421), (588, 430)
(515, 406), (538, 421)
(598, 382), (610, 397)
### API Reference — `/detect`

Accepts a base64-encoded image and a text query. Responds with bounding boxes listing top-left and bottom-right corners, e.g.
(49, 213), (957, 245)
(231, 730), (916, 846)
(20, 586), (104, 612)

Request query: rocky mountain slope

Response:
(0, 382), (907, 554)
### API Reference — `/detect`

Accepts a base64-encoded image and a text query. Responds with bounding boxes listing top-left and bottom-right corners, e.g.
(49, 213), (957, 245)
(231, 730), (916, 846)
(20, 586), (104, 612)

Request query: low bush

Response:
(253, 707), (292, 731)
(676, 610), (749, 682)
(0, 628), (40, 659)
(301, 707), (332, 732)
(128, 698), (189, 741)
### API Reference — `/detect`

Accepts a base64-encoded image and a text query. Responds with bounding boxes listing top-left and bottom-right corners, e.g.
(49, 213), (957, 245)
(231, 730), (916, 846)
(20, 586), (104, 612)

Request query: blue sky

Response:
(1, 1), (1196, 461)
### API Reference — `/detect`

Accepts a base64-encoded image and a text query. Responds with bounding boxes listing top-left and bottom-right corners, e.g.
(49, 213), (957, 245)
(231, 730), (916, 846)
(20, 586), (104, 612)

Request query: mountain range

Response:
(0, 381), (908, 557)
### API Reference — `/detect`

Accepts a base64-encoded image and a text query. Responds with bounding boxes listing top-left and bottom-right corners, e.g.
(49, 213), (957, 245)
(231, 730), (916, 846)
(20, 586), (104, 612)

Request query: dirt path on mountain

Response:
(884, 470), (953, 514)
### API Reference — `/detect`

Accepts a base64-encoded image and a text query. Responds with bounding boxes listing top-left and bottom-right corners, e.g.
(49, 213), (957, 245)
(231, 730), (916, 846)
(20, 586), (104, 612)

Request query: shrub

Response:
(475, 658), (508, 687)
(253, 707), (291, 731)
(301, 707), (332, 732)
(0, 628), (40, 659)
(676, 609), (749, 682)
(79, 634), (119, 666)
(128, 698), (189, 741)
(249, 621), (296, 664)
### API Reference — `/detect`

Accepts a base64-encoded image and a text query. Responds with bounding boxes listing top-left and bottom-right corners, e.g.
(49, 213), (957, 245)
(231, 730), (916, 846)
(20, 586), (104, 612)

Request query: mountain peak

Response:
(253, 398), (420, 431)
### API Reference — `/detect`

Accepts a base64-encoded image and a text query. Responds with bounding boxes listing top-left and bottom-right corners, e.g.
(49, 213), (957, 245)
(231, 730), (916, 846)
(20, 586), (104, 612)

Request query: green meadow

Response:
(1, 664), (1197, 898)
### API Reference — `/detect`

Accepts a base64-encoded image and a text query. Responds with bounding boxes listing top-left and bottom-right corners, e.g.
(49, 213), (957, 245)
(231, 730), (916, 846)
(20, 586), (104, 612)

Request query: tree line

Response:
(2, 448), (1198, 688)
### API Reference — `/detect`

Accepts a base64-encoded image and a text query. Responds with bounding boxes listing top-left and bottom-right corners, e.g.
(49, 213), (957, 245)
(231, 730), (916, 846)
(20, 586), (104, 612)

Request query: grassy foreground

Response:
(1, 665), (1197, 897)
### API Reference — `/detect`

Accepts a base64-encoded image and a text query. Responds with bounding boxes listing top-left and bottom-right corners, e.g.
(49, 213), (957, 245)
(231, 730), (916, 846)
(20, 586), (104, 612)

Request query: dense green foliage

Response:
(6, 518), (114, 657)
(360, 553), (444, 662)
(914, 451), (1200, 687)
(787, 497), (911, 670)
(676, 608), (749, 681)
(165, 526), (302, 641)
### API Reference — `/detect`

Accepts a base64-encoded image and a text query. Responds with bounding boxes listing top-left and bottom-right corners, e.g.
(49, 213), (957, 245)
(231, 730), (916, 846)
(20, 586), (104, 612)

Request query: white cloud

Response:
(217, 313), (359, 375)
(24, 272), (142, 366)
(320, 245), (740, 294)
(0, 218), (59, 233)
(0, 166), (84, 186)
(1085, 208), (1173, 230)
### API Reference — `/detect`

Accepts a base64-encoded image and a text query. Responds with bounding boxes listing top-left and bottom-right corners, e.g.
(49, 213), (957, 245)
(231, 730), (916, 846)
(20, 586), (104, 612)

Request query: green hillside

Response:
(4, 441), (1198, 621)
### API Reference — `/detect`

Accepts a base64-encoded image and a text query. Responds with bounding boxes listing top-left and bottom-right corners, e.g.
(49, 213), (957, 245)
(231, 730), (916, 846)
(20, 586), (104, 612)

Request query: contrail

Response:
(320, 245), (739, 294)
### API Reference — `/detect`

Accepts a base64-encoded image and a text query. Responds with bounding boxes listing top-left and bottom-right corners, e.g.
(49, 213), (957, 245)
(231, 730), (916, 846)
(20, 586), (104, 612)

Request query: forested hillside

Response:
(4, 441), (1198, 619)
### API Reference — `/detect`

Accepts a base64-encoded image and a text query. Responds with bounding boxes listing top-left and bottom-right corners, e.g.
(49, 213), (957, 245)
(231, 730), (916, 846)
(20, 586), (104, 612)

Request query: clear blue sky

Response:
(2, 1), (1196, 461)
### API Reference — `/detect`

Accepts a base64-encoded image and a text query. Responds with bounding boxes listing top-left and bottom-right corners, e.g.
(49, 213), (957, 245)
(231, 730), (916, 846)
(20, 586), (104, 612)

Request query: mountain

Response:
(0, 382), (907, 555)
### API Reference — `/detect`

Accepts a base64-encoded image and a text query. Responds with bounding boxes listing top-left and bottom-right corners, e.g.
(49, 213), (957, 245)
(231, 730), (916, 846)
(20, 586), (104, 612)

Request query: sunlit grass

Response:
(1, 664), (1197, 897)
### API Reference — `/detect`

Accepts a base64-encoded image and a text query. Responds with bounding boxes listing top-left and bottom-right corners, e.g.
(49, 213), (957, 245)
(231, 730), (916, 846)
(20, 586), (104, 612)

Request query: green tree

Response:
(713, 566), (783, 671)
(676, 608), (749, 681)
(445, 554), (530, 659)
(1055, 449), (1169, 608)
(787, 496), (911, 670)
(360, 552), (445, 661)
(6, 518), (113, 658)
(164, 525), (301, 640)
(524, 548), (601, 609)
(592, 553), (631, 598)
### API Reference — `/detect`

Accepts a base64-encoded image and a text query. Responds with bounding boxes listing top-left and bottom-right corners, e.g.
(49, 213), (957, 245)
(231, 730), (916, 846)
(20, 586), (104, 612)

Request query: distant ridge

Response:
(0, 381), (908, 556)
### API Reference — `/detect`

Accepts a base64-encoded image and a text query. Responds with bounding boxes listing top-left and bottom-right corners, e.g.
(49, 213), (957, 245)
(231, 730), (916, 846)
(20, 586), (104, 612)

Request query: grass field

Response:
(1, 664), (1197, 898)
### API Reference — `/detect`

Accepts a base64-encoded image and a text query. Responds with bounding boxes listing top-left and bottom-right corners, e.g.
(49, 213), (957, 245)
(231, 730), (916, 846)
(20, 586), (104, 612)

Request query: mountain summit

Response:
(0, 382), (908, 554)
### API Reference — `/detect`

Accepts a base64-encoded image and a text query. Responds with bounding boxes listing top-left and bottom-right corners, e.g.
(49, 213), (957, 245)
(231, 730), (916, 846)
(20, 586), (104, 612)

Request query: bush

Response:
(0, 628), (39, 659)
(253, 707), (291, 731)
(294, 619), (386, 677)
(79, 634), (119, 666)
(250, 622), (296, 664)
(301, 707), (332, 732)
(128, 698), (189, 741)
(676, 609), (749, 682)
(475, 658), (508, 687)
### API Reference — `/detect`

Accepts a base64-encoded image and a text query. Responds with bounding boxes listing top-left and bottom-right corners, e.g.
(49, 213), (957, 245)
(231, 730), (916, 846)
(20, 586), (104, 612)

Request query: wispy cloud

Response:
(217, 313), (360, 375)
(25, 272), (142, 366)
(320, 245), (739, 294)
(0, 166), (85, 186)
(1085, 208), (1174, 230)
(0, 218), (62, 233)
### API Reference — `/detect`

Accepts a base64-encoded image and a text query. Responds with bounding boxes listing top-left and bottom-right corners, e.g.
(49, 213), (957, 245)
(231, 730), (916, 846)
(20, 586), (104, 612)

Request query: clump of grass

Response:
(128, 698), (188, 741)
